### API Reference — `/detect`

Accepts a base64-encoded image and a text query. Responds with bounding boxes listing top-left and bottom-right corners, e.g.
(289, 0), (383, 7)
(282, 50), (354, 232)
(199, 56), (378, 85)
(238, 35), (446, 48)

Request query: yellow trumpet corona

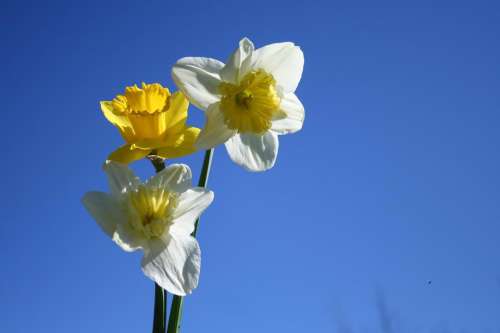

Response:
(219, 70), (282, 134)
(127, 185), (179, 239)
(100, 83), (200, 164)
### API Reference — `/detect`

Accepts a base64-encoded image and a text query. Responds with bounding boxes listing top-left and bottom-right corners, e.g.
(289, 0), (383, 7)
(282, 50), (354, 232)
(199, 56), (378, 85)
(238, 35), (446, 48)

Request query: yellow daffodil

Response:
(172, 38), (305, 172)
(82, 161), (214, 296)
(100, 83), (200, 164)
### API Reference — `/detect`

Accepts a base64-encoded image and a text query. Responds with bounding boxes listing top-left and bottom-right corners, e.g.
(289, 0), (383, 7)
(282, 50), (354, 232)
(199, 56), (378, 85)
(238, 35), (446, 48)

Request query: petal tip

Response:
(240, 37), (254, 48)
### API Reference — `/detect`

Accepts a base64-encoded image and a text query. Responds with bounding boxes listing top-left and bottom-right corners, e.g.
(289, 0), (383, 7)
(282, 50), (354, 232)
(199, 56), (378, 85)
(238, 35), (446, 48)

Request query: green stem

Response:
(151, 157), (167, 333)
(193, 149), (214, 236)
(152, 283), (166, 333)
(167, 149), (214, 333)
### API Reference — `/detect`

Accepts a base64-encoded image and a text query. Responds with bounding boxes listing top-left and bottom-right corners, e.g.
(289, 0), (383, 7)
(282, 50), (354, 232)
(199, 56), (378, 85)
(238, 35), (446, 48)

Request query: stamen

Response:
(235, 90), (253, 109)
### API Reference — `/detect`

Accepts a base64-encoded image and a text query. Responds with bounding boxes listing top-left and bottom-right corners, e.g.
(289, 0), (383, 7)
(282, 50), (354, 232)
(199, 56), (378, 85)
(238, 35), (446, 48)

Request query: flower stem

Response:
(150, 156), (167, 333)
(152, 283), (166, 333)
(193, 148), (214, 237)
(167, 148), (214, 333)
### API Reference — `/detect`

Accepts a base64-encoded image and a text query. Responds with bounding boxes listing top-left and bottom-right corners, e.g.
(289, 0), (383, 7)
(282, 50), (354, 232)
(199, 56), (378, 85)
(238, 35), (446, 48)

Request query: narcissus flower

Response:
(101, 83), (200, 164)
(172, 38), (305, 172)
(82, 161), (213, 296)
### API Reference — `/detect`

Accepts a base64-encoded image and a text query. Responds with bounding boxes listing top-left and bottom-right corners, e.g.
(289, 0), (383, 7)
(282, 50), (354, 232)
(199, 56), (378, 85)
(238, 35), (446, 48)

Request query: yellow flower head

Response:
(100, 83), (200, 164)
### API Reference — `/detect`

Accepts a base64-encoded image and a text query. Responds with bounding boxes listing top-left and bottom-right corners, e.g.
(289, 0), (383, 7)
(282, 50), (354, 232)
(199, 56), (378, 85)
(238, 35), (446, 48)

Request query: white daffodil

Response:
(172, 37), (305, 172)
(82, 161), (213, 296)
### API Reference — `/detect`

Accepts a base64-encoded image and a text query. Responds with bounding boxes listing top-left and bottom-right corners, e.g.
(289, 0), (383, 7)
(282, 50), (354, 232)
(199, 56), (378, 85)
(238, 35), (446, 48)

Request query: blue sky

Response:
(1, 0), (499, 332)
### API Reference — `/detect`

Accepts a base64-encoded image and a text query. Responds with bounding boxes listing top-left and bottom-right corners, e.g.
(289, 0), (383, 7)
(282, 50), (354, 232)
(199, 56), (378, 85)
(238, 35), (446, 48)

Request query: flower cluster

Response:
(82, 38), (304, 297)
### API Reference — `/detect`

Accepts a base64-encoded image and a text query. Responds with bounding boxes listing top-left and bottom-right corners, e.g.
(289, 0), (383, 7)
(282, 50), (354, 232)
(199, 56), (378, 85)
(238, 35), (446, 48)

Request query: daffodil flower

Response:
(82, 161), (213, 296)
(101, 83), (200, 164)
(172, 38), (305, 172)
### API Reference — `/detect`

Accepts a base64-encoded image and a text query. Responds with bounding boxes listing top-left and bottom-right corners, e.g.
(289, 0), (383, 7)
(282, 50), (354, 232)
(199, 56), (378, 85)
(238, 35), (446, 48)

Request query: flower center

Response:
(219, 70), (281, 134)
(235, 90), (254, 109)
(127, 185), (178, 239)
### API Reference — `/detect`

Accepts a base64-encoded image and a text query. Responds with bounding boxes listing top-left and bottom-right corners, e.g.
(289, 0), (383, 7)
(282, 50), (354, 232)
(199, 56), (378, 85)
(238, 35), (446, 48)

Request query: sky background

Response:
(1, 0), (499, 332)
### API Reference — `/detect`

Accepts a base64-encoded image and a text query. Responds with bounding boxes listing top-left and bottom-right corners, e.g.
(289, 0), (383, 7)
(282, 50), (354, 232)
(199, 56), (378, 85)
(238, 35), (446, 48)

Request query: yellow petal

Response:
(131, 138), (165, 150)
(108, 144), (151, 164)
(100, 101), (136, 142)
(165, 91), (189, 133)
(156, 127), (200, 159)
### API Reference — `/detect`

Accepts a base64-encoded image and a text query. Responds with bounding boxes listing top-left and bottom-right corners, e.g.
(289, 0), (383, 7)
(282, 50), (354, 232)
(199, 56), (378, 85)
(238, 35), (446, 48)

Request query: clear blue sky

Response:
(1, 1), (499, 332)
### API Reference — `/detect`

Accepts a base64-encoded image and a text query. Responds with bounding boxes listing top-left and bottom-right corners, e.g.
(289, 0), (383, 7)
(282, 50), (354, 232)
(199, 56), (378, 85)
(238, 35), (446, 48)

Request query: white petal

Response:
(195, 103), (236, 150)
(103, 160), (140, 195)
(147, 164), (192, 193)
(82, 191), (145, 252)
(249, 42), (304, 93)
(171, 188), (214, 235)
(225, 132), (279, 172)
(112, 223), (145, 252)
(171, 57), (224, 111)
(141, 233), (201, 296)
(220, 37), (255, 84)
(271, 93), (305, 134)
(82, 191), (121, 237)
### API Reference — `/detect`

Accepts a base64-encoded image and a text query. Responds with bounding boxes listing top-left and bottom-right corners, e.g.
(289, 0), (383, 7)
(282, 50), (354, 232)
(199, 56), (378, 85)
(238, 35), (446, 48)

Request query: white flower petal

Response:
(225, 132), (279, 172)
(171, 57), (224, 111)
(171, 188), (214, 235)
(220, 37), (255, 84)
(81, 191), (121, 237)
(249, 42), (304, 93)
(141, 233), (201, 296)
(103, 160), (140, 195)
(271, 93), (305, 134)
(82, 190), (145, 252)
(147, 164), (192, 193)
(195, 103), (236, 150)
(112, 223), (145, 252)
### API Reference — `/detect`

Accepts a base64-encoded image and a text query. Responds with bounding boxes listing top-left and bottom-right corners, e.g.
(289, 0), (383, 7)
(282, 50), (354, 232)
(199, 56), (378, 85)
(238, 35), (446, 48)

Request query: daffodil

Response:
(82, 161), (213, 296)
(101, 83), (200, 164)
(172, 38), (305, 172)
